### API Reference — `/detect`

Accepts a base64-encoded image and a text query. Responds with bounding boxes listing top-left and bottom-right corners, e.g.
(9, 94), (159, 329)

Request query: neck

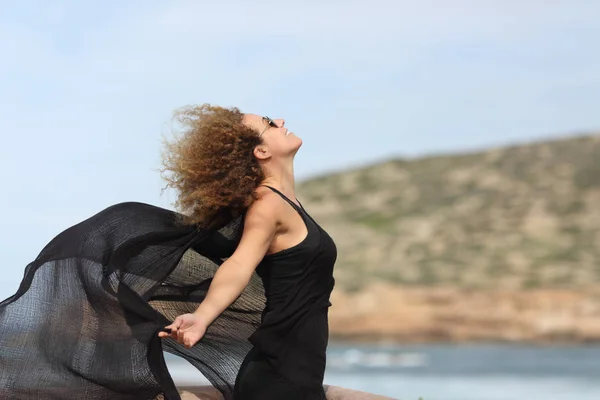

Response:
(261, 161), (296, 196)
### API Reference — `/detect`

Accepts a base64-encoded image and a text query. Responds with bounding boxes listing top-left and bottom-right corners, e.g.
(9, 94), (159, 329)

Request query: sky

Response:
(1, 0), (599, 298)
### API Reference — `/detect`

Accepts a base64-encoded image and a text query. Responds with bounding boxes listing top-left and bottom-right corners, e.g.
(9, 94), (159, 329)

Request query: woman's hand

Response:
(158, 313), (207, 348)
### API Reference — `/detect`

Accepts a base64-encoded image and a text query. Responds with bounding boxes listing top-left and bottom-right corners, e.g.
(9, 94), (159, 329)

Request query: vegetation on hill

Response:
(299, 134), (600, 291)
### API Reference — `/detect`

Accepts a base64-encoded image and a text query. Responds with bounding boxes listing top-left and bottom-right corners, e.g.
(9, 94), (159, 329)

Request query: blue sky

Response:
(1, 1), (599, 298)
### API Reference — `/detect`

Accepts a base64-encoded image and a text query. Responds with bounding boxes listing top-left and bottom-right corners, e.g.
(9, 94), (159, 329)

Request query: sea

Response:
(164, 342), (600, 400)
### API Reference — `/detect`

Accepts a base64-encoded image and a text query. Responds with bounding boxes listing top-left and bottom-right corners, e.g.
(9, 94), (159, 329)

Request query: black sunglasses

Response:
(259, 116), (279, 137)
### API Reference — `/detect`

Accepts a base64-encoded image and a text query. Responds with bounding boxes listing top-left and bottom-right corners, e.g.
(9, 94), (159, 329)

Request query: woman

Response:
(158, 105), (337, 399)
(0, 104), (336, 400)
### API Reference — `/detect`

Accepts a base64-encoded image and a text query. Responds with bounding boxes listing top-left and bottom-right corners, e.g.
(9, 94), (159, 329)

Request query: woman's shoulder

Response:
(254, 185), (274, 198)
(252, 186), (282, 209)
(244, 186), (291, 232)
(246, 187), (282, 220)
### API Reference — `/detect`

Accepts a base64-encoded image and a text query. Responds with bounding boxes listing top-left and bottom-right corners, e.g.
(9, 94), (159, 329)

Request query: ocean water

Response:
(164, 343), (600, 400)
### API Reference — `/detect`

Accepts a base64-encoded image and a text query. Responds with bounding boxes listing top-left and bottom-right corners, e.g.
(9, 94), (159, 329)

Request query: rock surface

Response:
(171, 385), (394, 400)
(329, 282), (600, 343)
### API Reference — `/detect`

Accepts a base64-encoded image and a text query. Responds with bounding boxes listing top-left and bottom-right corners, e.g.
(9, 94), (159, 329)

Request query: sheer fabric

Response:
(0, 202), (264, 400)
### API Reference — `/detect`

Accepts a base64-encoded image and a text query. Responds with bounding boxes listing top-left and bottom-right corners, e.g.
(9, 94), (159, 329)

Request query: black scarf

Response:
(0, 201), (264, 400)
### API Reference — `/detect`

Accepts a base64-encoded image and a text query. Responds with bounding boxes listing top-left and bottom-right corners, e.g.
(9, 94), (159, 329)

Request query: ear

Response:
(253, 145), (271, 161)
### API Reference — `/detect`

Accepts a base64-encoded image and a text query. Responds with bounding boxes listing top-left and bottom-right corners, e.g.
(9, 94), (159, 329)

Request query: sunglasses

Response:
(259, 116), (279, 138)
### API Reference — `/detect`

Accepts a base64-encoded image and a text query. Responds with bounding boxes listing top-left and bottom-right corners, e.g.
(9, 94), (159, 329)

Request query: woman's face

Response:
(243, 113), (302, 160)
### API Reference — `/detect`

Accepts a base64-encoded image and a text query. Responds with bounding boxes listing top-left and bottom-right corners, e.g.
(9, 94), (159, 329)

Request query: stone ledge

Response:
(172, 385), (395, 399)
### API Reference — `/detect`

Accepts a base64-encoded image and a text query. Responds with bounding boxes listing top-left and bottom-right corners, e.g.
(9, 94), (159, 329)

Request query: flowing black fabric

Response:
(0, 188), (337, 400)
(0, 201), (265, 400)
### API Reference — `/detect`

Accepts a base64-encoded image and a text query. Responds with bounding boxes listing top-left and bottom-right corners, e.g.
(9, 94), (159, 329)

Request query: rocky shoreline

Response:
(329, 283), (600, 344)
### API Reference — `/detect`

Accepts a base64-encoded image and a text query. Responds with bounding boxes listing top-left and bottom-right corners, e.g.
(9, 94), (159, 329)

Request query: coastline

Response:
(329, 282), (600, 344)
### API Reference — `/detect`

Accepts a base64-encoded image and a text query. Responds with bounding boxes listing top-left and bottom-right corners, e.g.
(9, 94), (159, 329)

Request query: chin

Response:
(283, 135), (302, 157)
(287, 140), (302, 157)
(293, 135), (303, 149)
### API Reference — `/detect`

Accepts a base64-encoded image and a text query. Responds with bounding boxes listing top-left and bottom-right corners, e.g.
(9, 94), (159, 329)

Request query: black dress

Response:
(233, 186), (337, 400)
(0, 188), (336, 400)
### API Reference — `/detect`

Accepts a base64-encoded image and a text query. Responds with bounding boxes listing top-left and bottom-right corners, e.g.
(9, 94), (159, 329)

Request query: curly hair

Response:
(160, 104), (265, 229)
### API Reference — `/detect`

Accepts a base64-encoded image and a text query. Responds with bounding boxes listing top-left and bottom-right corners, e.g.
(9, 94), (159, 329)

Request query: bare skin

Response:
(158, 113), (307, 348)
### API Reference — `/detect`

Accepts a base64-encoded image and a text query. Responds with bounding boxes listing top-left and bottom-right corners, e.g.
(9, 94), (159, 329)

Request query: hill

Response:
(300, 134), (600, 291)
(298, 133), (600, 343)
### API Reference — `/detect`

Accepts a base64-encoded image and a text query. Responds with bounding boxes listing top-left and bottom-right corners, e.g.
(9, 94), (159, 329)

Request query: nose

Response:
(275, 119), (285, 127)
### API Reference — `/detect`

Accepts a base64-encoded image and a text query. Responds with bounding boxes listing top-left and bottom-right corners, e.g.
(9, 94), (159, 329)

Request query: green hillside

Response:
(299, 134), (600, 291)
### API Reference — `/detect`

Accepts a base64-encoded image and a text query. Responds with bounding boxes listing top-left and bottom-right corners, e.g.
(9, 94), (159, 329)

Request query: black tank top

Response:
(247, 185), (337, 389)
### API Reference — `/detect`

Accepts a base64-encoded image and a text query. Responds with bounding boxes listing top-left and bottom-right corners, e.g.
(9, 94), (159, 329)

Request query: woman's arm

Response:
(192, 193), (279, 326)
(159, 190), (280, 347)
